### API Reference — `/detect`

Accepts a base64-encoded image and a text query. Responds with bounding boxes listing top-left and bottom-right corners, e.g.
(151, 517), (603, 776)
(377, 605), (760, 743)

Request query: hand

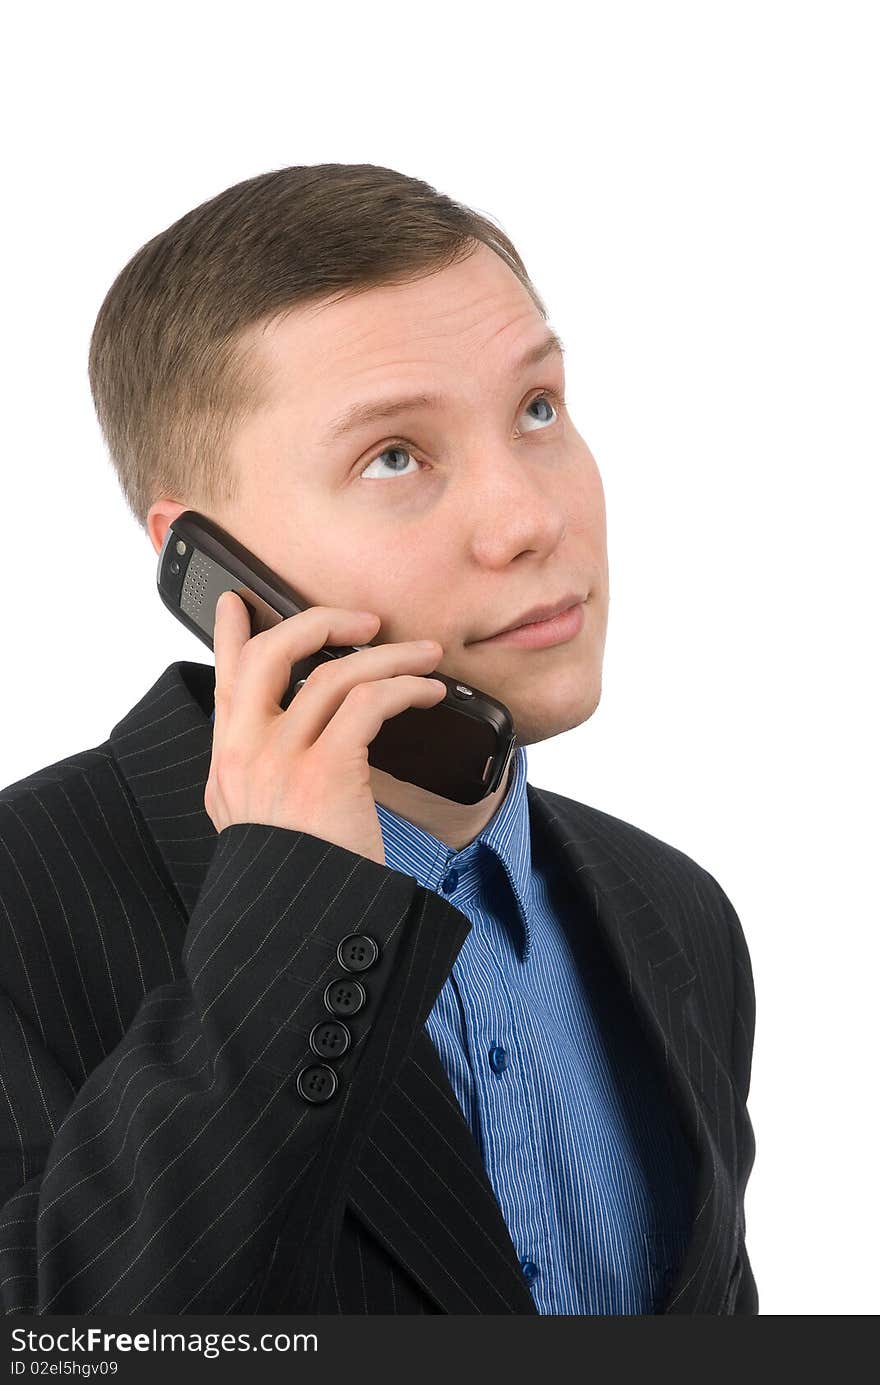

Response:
(205, 592), (446, 865)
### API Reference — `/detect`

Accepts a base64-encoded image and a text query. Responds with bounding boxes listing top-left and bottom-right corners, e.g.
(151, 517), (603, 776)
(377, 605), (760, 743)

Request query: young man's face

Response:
(155, 242), (609, 749)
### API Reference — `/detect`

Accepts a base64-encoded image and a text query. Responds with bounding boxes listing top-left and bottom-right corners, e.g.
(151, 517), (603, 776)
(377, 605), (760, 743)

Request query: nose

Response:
(464, 459), (568, 567)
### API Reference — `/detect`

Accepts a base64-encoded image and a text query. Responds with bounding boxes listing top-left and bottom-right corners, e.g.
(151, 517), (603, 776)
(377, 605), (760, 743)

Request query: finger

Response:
(316, 674), (447, 760)
(230, 605), (383, 721)
(280, 639), (443, 745)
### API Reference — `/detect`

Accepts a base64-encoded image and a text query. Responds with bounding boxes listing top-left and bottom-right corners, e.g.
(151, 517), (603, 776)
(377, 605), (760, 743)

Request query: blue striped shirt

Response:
(209, 708), (695, 1312)
(376, 743), (696, 1314)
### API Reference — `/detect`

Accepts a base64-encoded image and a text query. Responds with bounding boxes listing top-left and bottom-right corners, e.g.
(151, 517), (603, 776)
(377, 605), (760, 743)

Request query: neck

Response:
(369, 757), (515, 852)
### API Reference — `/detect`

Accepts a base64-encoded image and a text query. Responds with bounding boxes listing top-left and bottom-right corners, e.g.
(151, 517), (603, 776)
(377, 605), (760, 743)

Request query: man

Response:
(0, 164), (757, 1314)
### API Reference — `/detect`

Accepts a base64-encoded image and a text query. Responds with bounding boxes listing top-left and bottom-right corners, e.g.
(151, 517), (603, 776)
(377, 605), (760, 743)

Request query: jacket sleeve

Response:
(0, 821), (470, 1314)
(721, 883), (759, 1314)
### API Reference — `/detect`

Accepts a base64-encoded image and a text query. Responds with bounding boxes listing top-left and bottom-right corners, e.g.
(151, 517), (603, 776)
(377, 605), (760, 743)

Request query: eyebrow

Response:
(322, 328), (566, 445)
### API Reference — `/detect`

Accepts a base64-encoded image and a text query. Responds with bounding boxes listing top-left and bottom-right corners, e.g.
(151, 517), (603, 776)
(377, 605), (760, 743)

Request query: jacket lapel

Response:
(525, 787), (739, 1314)
(107, 661), (737, 1315)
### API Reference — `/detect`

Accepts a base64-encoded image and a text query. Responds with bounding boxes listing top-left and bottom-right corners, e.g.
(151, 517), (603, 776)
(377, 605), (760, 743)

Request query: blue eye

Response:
(361, 445), (420, 481)
(358, 389), (565, 480)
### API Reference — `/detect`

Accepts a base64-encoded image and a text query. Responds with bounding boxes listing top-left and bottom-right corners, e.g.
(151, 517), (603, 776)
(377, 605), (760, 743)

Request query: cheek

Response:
(566, 460), (606, 543)
(308, 533), (457, 640)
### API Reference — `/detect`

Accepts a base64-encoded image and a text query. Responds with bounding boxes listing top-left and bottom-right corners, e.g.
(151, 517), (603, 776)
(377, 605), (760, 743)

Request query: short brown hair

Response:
(88, 163), (550, 533)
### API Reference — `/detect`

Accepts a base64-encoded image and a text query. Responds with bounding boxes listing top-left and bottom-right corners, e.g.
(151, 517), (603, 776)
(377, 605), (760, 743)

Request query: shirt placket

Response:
(446, 852), (555, 1306)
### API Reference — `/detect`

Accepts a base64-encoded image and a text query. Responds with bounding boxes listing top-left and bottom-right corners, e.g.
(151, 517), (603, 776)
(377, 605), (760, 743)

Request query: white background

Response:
(1, 0), (876, 1315)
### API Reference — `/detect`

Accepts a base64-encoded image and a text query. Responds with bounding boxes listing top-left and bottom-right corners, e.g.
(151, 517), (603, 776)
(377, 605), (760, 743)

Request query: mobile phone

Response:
(157, 510), (517, 805)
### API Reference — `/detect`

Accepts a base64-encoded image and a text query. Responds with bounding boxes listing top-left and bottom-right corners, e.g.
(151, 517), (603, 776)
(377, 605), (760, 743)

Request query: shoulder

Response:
(532, 782), (730, 903)
(0, 742), (119, 821)
(0, 741), (182, 1083)
(530, 781), (746, 978)
(0, 745), (114, 803)
(0, 742), (135, 882)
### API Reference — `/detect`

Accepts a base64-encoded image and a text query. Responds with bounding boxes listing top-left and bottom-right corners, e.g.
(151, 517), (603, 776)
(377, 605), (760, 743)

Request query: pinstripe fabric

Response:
(372, 745), (696, 1313)
(0, 660), (757, 1314)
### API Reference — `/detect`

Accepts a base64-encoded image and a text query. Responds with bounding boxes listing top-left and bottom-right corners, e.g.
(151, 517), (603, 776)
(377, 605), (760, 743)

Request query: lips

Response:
(478, 592), (584, 642)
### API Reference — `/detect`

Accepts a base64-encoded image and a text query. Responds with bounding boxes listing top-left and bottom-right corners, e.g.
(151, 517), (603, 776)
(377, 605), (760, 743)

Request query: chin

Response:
(509, 680), (603, 749)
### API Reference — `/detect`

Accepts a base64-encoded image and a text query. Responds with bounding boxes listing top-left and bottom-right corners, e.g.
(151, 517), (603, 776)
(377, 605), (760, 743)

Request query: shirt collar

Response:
(376, 744), (535, 962)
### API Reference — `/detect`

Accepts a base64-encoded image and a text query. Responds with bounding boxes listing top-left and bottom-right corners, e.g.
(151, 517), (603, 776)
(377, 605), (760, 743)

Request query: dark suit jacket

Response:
(0, 660), (757, 1315)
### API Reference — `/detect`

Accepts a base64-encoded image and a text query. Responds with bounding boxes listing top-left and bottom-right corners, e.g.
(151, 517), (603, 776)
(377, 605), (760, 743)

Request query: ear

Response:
(147, 500), (189, 556)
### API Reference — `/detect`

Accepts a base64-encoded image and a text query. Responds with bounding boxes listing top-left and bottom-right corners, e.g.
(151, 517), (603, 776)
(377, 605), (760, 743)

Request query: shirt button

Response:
(488, 1043), (508, 1074)
(520, 1258), (539, 1284)
(441, 868), (459, 894)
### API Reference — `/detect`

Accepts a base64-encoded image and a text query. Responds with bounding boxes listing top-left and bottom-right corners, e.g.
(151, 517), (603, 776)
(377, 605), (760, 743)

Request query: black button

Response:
(309, 1019), (351, 1060)
(324, 976), (367, 1017)
(296, 1063), (338, 1103)
(337, 934), (379, 972)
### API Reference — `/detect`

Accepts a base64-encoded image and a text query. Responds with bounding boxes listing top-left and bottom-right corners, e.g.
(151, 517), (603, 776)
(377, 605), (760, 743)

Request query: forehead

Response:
(250, 244), (546, 395)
